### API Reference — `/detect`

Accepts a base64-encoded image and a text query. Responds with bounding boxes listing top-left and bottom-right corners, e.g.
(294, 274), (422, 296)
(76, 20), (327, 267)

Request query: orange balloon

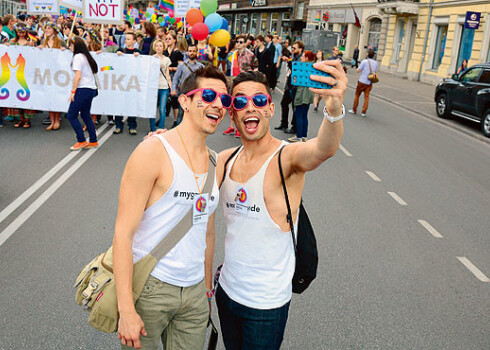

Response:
(186, 8), (204, 26)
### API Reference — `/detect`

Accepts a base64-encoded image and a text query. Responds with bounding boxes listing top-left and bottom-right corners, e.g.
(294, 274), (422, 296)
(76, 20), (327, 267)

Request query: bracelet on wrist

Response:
(206, 289), (215, 301)
(71, 90), (76, 93)
(323, 104), (345, 123)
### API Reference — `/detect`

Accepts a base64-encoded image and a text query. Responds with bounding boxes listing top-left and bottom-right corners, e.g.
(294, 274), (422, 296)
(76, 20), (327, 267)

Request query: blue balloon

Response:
(220, 17), (229, 31)
(165, 15), (171, 21)
(204, 13), (222, 33)
(135, 17), (140, 24)
(123, 9), (127, 15)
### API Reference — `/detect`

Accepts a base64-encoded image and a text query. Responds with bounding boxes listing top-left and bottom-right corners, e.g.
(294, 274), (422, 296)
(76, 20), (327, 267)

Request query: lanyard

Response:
(177, 129), (208, 194)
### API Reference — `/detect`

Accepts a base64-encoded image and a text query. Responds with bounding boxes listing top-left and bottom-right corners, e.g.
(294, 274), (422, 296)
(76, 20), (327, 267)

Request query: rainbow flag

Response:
(100, 66), (114, 72)
(228, 51), (240, 77)
(28, 33), (38, 42)
(159, 0), (174, 12)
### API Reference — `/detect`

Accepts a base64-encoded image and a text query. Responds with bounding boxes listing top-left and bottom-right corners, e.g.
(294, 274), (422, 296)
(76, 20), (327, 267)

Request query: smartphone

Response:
(291, 61), (332, 89)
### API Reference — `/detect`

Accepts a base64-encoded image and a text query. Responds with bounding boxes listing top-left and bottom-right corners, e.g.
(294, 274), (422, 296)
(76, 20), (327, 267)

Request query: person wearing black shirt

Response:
(265, 34), (277, 90)
(254, 35), (274, 86)
(164, 32), (184, 127)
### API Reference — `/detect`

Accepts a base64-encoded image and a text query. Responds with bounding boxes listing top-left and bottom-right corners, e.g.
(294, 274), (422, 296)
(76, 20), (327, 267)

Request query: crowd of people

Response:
(0, 12), (359, 149)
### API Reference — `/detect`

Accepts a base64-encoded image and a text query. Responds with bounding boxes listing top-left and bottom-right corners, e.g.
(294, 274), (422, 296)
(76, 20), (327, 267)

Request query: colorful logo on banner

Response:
(100, 66), (114, 72)
(235, 188), (247, 203)
(195, 196), (207, 213)
(0, 53), (30, 101)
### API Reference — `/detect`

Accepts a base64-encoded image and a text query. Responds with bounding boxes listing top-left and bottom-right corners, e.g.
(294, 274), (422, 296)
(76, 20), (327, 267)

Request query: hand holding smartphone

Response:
(291, 62), (333, 89)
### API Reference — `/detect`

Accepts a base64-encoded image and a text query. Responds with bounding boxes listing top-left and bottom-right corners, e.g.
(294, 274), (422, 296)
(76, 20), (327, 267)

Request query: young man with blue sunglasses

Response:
(215, 59), (347, 349)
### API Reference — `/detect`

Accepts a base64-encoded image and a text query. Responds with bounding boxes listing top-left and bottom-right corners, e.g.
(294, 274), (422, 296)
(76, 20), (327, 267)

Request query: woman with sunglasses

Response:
(39, 22), (67, 131)
(289, 50), (316, 143)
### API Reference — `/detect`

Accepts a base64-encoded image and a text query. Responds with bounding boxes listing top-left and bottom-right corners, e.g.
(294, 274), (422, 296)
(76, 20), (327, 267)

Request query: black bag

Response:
(278, 146), (318, 294)
(207, 317), (218, 350)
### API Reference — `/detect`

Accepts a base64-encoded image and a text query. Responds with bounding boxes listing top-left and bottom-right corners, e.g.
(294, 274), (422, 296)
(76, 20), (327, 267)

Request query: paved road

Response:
(0, 81), (489, 349)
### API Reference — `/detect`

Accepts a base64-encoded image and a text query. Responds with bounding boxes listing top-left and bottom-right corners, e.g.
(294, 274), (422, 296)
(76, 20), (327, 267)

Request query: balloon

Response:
(169, 17), (176, 24)
(151, 14), (157, 19)
(186, 8), (204, 26)
(123, 9), (127, 15)
(145, 11), (150, 18)
(160, 22), (165, 27)
(175, 17), (181, 23)
(165, 15), (170, 21)
(200, 0), (218, 17)
(158, 16), (164, 23)
(135, 17), (140, 24)
(209, 29), (230, 47)
(204, 13), (222, 33)
(220, 17), (229, 31)
(129, 17), (135, 24)
(168, 9), (174, 17)
(192, 22), (209, 41)
(177, 22), (183, 29)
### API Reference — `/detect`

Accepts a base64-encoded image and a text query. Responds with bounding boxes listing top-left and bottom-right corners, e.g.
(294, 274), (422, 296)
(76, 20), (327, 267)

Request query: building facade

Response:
(379, 0), (490, 84)
(1, 0), (26, 17)
(217, 0), (309, 39)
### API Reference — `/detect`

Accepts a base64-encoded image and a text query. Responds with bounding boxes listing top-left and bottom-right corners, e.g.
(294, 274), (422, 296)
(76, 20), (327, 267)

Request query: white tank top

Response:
(219, 142), (297, 309)
(132, 135), (219, 287)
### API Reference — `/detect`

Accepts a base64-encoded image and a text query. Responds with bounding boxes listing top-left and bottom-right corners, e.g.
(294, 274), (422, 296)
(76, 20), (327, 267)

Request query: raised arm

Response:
(284, 59), (346, 175)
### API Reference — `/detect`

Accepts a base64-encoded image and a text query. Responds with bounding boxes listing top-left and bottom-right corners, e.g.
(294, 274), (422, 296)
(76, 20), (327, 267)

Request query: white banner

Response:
(0, 45), (159, 118)
(26, 0), (59, 15)
(82, 0), (124, 24)
(174, 0), (189, 17)
(60, 0), (83, 11)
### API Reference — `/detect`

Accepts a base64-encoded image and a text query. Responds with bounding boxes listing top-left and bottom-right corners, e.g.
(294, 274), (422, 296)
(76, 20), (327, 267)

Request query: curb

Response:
(346, 84), (490, 145)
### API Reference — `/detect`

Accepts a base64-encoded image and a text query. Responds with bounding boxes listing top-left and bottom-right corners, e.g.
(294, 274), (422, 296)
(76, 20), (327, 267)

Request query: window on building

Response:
(394, 19), (405, 65)
(328, 24), (333, 31)
(270, 13), (278, 34)
(261, 13), (267, 32)
(368, 18), (382, 53)
(251, 14), (258, 36)
(297, 3), (304, 20)
(456, 25), (475, 72)
(432, 25), (448, 69)
(283, 12), (291, 21)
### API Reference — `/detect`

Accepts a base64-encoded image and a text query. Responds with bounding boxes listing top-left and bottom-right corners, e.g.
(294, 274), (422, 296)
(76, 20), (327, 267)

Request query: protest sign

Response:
(174, 0), (188, 17)
(60, 0), (83, 11)
(26, 0), (59, 15)
(82, 0), (124, 24)
(0, 46), (159, 118)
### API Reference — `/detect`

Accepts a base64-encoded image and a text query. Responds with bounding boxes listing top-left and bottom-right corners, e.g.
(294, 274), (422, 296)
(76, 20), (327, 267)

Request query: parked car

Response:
(435, 63), (490, 138)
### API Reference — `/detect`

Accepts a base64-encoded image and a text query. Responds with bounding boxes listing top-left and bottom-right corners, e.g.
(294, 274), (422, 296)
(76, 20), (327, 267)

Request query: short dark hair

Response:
(236, 34), (245, 42)
(246, 35), (254, 42)
(294, 41), (305, 51)
(367, 49), (375, 58)
(256, 35), (264, 42)
(181, 65), (228, 96)
(266, 34), (273, 40)
(126, 32), (137, 41)
(232, 71), (271, 96)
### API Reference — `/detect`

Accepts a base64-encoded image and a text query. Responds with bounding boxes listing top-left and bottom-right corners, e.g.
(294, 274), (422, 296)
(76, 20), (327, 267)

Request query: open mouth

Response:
(206, 113), (220, 124)
(244, 116), (259, 134)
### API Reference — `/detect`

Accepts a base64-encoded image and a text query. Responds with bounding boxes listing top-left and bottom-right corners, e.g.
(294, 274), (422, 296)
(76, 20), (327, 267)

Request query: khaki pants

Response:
(352, 81), (373, 114)
(122, 276), (208, 350)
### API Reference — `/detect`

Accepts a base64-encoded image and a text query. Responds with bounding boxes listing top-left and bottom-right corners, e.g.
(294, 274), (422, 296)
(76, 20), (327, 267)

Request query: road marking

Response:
(365, 171), (381, 182)
(417, 220), (443, 238)
(0, 123), (110, 226)
(0, 125), (114, 247)
(457, 257), (490, 282)
(339, 144), (353, 157)
(387, 192), (407, 206)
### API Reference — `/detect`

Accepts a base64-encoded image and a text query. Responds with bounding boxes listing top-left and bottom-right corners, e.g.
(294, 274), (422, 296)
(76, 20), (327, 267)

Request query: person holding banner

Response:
(66, 37), (99, 151)
(153, 39), (172, 131)
(40, 22), (67, 131)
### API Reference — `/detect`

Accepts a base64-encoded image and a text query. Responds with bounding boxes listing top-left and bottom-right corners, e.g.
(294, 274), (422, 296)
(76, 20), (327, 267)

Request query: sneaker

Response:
(284, 128), (296, 134)
(223, 126), (235, 135)
(70, 141), (88, 151)
(113, 128), (122, 134)
(5, 116), (13, 122)
(274, 125), (286, 130)
(348, 109), (356, 114)
(361, 113), (366, 117)
(302, 137), (308, 142)
(0, 123), (3, 128)
(108, 120), (115, 125)
(288, 136), (302, 143)
(84, 142), (99, 149)
(129, 128), (138, 135)
(234, 130), (241, 138)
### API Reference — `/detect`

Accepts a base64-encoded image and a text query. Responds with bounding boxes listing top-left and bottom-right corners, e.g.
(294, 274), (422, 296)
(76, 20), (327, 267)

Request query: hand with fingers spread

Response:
(309, 59), (348, 117)
(117, 311), (147, 349)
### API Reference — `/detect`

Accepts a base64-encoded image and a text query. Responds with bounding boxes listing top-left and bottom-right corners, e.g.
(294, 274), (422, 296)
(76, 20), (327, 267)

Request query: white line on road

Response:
(387, 192), (407, 206)
(0, 125), (114, 248)
(339, 144), (353, 157)
(457, 257), (490, 282)
(365, 171), (381, 182)
(0, 123), (110, 226)
(417, 220), (443, 238)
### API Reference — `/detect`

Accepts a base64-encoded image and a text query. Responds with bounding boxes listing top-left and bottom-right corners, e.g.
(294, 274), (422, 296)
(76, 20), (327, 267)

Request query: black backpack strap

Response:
(278, 146), (297, 255)
(220, 146), (241, 188)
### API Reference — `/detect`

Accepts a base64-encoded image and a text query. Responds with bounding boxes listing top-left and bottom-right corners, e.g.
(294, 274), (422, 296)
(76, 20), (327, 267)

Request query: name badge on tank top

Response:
(193, 193), (209, 224)
(234, 187), (249, 216)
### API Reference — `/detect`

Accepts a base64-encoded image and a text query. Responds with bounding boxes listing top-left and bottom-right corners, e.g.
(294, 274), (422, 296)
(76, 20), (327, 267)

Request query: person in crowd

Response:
(113, 65), (228, 350)
(26, 16), (36, 31)
(176, 34), (188, 55)
(112, 21), (127, 48)
(348, 49), (378, 117)
(275, 41), (303, 134)
(101, 26), (119, 53)
(9, 22), (37, 128)
(457, 59), (468, 75)
(284, 38), (292, 55)
(83, 28), (103, 127)
(134, 30), (144, 50)
(61, 23), (72, 41)
(224, 34), (258, 137)
(66, 36), (99, 151)
(352, 44), (359, 68)
(186, 26), (197, 47)
(217, 42), (229, 72)
(115, 33), (141, 135)
(289, 50), (316, 142)
(1, 14), (17, 42)
(313, 50), (325, 112)
(265, 34), (277, 91)
(273, 35), (283, 82)
(197, 38), (214, 66)
(39, 22), (67, 131)
(153, 39), (172, 131)
(36, 16), (50, 38)
(254, 35), (274, 86)
(164, 31), (184, 128)
(216, 60), (345, 349)
(245, 35), (254, 51)
(170, 44), (204, 126)
(149, 26), (166, 55)
(140, 22), (156, 55)
(76, 25), (85, 37)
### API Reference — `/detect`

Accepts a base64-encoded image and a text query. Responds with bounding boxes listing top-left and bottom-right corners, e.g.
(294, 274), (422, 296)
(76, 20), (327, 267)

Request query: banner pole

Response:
(100, 23), (105, 49)
(68, 11), (78, 39)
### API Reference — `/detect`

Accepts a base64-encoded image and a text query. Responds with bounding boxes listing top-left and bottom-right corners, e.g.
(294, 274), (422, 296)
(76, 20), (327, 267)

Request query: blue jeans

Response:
(295, 104), (310, 138)
(151, 88), (170, 131)
(216, 285), (290, 350)
(115, 116), (137, 130)
(66, 88), (97, 143)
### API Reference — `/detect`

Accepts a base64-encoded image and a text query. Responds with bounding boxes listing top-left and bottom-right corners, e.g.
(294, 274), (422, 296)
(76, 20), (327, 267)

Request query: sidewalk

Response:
(344, 68), (490, 144)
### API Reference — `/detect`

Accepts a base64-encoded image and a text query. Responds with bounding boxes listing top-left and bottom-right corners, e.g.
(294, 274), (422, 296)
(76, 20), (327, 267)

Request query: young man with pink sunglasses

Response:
(215, 60), (347, 349)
